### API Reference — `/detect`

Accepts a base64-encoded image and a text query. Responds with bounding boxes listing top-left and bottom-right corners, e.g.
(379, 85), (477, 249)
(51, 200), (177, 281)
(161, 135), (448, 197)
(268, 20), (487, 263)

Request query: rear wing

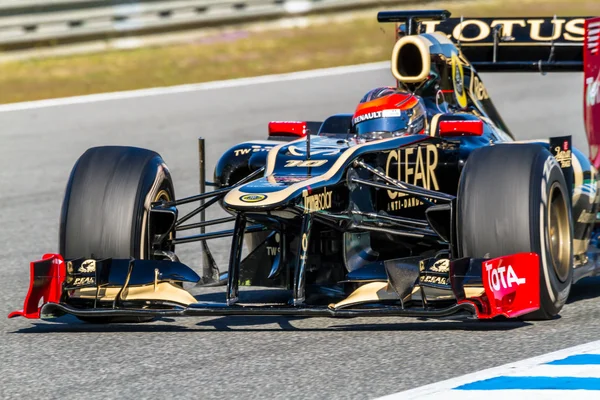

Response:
(378, 11), (600, 167)
(422, 17), (588, 73)
(377, 11), (590, 72)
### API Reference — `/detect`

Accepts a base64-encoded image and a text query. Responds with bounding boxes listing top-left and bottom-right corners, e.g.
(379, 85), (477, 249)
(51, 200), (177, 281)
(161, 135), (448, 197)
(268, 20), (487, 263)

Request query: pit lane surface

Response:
(1, 67), (599, 399)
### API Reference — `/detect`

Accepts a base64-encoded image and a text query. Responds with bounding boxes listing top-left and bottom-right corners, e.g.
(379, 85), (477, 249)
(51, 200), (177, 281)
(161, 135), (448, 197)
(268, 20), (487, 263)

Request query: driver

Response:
(351, 87), (427, 141)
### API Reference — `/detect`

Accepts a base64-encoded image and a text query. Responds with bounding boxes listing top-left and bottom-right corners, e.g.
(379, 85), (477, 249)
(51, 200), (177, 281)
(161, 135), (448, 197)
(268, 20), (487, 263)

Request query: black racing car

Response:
(10, 10), (600, 323)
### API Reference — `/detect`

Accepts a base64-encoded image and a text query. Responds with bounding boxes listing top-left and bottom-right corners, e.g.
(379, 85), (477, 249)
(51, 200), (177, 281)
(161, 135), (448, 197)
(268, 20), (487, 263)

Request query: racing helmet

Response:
(352, 87), (427, 140)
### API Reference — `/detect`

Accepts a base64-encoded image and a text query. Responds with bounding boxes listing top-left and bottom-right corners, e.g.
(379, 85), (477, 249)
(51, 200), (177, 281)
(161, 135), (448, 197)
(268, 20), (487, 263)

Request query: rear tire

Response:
(60, 146), (175, 323)
(457, 144), (572, 320)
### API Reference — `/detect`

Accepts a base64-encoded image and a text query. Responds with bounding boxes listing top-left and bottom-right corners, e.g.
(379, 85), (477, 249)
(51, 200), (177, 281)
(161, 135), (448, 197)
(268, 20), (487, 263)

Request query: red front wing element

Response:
(460, 252), (540, 319)
(584, 17), (600, 168)
(10, 253), (539, 320)
(8, 254), (65, 319)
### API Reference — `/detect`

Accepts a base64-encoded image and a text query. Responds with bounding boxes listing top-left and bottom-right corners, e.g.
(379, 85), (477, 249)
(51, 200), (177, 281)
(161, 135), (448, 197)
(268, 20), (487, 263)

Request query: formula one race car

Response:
(10, 10), (600, 323)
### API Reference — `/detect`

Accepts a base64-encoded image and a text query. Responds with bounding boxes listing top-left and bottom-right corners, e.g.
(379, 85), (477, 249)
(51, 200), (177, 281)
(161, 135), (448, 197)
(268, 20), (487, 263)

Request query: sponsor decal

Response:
(485, 263), (526, 292)
(234, 145), (274, 157)
(73, 277), (95, 286)
(284, 159), (328, 168)
(422, 18), (585, 42)
(301, 233), (308, 251)
(78, 259), (96, 273)
(419, 258), (451, 286)
(550, 136), (572, 170)
(383, 109), (402, 117)
(66, 259), (97, 287)
(240, 194), (267, 203)
(470, 75), (489, 101)
(419, 275), (449, 285)
(430, 259), (450, 273)
(267, 233), (281, 256)
(451, 54), (468, 109)
(586, 75), (600, 108)
(302, 188), (333, 214)
(300, 233), (309, 261)
(385, 144), (439, 211)
(352, 109), (402, 125)
(387, 197), (427, 211)
(554, 146), (572, 168)
(353, 111), (382, 125)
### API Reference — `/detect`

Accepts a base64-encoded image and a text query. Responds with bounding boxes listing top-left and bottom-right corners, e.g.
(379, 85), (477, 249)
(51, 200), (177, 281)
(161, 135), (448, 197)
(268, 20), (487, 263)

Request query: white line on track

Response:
(376, 339), (600, 399)
(508, 364), (600, 378)
(402, 390), (600, 400)
(0, 61), (389, 113)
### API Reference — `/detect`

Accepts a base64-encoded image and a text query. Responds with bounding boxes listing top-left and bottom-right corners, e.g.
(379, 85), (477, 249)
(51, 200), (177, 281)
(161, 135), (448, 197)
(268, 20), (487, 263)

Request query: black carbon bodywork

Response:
(15, 10), (600, 322)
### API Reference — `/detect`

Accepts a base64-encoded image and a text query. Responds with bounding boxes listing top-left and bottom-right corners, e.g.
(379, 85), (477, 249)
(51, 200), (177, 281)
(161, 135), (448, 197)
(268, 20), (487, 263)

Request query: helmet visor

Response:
(354, 116), (408, 136)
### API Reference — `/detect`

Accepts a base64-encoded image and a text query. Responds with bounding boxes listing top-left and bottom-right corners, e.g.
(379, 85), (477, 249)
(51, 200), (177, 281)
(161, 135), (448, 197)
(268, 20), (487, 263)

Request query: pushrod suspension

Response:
(176, 216), (236, 232)
(163, 167), (265, 208)
(171, 224), (265, 245)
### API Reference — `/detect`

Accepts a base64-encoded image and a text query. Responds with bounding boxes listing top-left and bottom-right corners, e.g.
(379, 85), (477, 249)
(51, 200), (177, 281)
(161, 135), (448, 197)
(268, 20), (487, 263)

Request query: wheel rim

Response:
(141, 189), (173, 259)
(547, 182), (570, 282)
(154, 189), (171, 203)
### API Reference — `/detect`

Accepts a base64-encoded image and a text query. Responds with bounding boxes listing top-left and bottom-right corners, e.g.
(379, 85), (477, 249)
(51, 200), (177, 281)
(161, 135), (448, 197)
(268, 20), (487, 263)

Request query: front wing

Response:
(9, 252), (540, 321)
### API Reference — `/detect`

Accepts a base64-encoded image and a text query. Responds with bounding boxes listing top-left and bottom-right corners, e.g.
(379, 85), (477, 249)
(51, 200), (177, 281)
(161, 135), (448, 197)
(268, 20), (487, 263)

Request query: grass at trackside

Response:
(0, 0), (598, 104)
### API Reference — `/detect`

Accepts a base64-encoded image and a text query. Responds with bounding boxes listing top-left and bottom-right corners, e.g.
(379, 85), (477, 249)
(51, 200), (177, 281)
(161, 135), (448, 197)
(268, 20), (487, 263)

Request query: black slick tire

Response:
(60, 146), (174, 260)
(59, 146), (175, 323)
(457, 144), (572, 320)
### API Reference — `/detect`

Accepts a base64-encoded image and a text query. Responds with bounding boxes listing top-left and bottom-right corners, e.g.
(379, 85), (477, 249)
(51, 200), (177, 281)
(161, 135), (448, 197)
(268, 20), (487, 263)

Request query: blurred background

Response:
(0, 0), (598, 104)
(3, 3), (600, 399)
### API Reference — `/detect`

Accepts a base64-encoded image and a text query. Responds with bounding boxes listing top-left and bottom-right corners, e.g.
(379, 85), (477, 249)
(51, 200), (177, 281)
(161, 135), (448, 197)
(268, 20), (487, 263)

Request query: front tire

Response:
(457, 144), (573, 320)
(60, 146), (175, 323)
(60, 146), (175, 260)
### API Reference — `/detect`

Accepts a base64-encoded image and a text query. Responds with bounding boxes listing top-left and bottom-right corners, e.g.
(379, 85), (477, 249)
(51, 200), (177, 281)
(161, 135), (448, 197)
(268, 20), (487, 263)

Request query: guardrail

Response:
(0, 0), (440, 50)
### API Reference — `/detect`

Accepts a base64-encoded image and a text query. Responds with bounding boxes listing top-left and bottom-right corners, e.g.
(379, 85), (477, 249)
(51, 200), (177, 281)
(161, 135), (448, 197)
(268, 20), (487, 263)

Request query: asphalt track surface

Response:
(1, 68), (599, 400)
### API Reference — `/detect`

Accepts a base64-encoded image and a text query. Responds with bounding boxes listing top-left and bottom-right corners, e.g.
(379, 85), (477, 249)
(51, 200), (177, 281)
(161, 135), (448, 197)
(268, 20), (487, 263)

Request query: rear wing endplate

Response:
(585, 18), (600, 167)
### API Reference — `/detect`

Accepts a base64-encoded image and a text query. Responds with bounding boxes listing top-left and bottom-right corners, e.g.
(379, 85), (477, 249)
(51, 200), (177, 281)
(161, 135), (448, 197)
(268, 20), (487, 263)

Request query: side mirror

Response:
(438, 120), (484, 137)
(268, 121), (308, 137)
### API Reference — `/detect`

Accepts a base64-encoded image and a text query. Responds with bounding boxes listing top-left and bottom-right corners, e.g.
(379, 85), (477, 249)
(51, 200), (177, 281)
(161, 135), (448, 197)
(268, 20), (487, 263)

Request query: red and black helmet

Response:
(352, 87), (427, 139)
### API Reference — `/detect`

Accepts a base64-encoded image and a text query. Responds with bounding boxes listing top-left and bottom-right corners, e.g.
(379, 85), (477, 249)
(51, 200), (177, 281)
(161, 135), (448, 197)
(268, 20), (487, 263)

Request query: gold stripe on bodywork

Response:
(330, 282), (399, 310)
(464, 287), (485, 298)
(226, 136), (405, 208)
(70, 282), (197, 305)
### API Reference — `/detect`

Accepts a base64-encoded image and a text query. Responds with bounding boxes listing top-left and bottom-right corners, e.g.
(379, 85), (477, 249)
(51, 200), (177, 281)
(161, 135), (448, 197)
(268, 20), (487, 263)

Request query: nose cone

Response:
(223, 175), (308, 211)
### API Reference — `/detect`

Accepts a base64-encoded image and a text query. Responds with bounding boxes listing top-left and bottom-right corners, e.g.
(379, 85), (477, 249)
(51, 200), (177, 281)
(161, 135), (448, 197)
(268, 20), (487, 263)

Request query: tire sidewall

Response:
(133, 157), (175, 259)
(532, 153), (572, 317)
